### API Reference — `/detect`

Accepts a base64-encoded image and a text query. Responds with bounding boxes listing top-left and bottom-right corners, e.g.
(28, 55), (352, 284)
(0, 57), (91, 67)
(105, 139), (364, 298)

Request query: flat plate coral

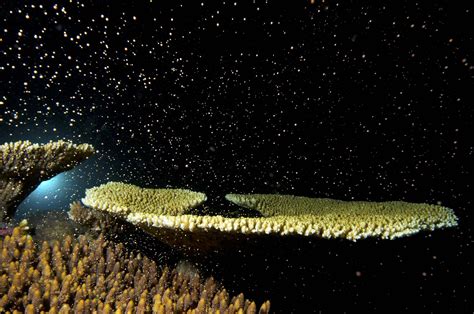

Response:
(78, 183), (458, 251)
(0, 140), (94, 221)
(82, 182), (207, 216)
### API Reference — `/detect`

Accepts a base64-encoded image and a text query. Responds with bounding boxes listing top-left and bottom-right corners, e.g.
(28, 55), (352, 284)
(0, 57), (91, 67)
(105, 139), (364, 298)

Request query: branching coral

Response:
(82, 182), (207, 216)
(0, 140), (94, 221)
(0, 225), (270, 313)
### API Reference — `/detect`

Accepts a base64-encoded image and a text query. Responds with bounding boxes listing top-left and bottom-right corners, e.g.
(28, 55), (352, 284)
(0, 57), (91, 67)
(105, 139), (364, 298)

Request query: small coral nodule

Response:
(0, 140), (94, 221)
(0, 225), (270, 313)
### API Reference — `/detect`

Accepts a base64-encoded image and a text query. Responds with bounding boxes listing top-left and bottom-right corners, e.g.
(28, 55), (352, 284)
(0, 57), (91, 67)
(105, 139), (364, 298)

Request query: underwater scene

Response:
(0, 1), (472, 313)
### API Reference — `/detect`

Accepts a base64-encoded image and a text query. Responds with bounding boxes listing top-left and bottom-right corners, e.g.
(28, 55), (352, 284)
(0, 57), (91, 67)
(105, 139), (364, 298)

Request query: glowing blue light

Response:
(32, 173), (65, 196)
(16, 171), (82, 218)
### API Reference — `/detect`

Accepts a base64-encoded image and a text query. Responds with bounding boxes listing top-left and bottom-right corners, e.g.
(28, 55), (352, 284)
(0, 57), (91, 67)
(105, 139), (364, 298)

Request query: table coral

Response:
(225, 193), (458, 240)
(82, 182), (207, 216)
(0, 140), (94, 221)
(80, 182), (458, 244)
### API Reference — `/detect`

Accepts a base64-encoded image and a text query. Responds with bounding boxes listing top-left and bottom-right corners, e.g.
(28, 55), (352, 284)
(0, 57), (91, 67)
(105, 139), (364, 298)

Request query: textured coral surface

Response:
(82, 182), (207, 216)
(80, 182), (458, 243)
(224, 193), (459, 240)
(0, 226), (270, 313)
(0, 140), (94, 221)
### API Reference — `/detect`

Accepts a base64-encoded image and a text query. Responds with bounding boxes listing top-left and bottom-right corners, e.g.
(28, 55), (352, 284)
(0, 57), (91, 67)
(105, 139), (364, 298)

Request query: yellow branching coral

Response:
(0, 225), (270, 313)
(0, 140), (94, 221)
(224, 193), (458, 240)
(82, 182), (207, 216)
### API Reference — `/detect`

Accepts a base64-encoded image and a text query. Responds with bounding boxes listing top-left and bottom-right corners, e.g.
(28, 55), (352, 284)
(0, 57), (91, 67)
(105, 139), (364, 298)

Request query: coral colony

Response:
(82, 181), (457, 241)
(0, 0), (470, 311)
(0, 140), (461, 312)
(0, 141), (270, 313)
(0, 141), (94, 222)
(0, 225), (270, 313)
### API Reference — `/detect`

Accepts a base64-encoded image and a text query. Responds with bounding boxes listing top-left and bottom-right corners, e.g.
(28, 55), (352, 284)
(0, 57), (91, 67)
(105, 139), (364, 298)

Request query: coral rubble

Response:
(0, 140), (94, 221)
(82, 182), (207, 216)
(0, 226), (270, 313)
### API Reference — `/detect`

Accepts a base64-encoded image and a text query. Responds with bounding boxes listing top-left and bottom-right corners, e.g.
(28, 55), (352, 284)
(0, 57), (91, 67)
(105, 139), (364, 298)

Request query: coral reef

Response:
(69, 200), (117, 233)
(25, 209), (90, 244)
(79, 182), (457, 245)
(82, 182), (207, 216)
(0, 140), (94, 221)
(0, 225), (270, 313)
(0, 219), (29, 237)
(225, 193), (458, 240)
(69, 200), (231, 252)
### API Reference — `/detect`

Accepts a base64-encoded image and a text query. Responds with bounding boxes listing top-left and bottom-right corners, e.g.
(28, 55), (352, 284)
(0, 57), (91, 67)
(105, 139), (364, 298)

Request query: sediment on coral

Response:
(0, 226), (270, 313)
(0, 140), (94, 221)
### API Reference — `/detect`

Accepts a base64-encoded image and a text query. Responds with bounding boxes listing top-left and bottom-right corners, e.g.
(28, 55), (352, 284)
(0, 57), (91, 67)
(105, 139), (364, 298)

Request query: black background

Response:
(0, 0), (472, 312)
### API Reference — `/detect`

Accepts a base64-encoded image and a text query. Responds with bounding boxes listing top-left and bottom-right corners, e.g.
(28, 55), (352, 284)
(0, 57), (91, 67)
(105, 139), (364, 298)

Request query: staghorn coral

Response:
(82, 182), (207, 216)
(0, 225), (270, 313)
(0, 140), (94, 221)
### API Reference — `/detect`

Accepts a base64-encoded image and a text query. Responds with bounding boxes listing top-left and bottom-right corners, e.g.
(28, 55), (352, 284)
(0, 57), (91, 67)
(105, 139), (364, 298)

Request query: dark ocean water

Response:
(1, 0), (472, 312)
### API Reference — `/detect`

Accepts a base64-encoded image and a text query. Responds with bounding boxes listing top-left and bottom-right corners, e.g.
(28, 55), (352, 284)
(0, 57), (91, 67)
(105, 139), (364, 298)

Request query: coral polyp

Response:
(0, 225), (270, 313)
